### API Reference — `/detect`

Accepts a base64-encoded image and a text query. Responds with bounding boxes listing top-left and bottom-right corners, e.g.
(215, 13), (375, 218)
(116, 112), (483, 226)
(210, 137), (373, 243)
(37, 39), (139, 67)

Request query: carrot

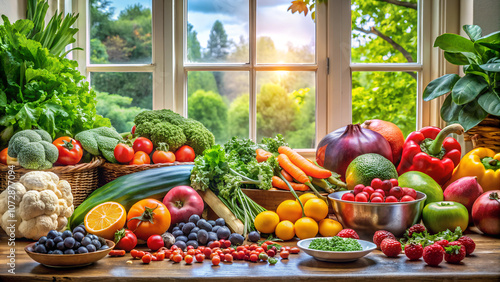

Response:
(256, 148), (273, 162)
(277, 154), (309, 184)
(281, 169), (293, 182)
(278, 146), (332, 179)
(272, 176), (309, 191)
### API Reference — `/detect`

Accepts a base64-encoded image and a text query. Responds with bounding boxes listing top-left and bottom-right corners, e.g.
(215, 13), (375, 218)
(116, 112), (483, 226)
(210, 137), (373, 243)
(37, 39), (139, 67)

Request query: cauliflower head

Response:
(0, 171), (74, 240)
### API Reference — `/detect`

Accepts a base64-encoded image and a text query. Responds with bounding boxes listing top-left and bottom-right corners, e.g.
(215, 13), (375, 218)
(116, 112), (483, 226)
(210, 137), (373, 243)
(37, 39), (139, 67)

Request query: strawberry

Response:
(444, 241), (466, 264)
(404, 243), (423, 260)
(407, 224), (426, 237)
(435, 239), (449, 248)
(423, 244), (444, 266)
(380, 238), (401, 257)
(457, 236), (475, 256)
(337, 229), (359, 239)
(373, 230), (396, 249)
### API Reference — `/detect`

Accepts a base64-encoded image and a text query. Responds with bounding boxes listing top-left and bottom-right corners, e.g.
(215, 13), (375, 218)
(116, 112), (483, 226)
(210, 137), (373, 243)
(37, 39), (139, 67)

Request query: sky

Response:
(108, 0), (315, 52)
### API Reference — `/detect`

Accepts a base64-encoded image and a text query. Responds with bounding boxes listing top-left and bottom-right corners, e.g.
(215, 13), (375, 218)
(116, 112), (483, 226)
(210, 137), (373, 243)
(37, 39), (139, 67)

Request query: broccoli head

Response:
(8, 129), (58, 169)
(150, 122), (187, 151)
(181, 119), (215, 155)
(134, 109), (186, 126)
(74, 127), (122, 163)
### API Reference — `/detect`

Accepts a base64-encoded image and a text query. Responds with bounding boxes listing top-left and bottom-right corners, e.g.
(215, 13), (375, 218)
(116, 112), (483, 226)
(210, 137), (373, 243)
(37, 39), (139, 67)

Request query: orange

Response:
(275, 220), (295, 241)
(294, 217), (318, 239)
(84, 201), (126, 240)
(318, 218), (343, 237)
(361, 119), (405, 164)
(254, 211), (280, 234)
(304, 198), (329, 221)
(276, 200), (303, 223)
(297, 193), (318, 206)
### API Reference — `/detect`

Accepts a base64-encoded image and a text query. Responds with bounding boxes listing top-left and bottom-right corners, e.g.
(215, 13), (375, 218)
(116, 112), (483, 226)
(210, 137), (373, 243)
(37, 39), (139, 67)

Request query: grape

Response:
(207, 220), (216, 227)
(53, 250), (64, 255)
(100, 245), (110, 250)
(73, 226), (86, 235)
(62, 230), (73, 239)
(47, 251), (53, 254)
(57, 241), (65, 251)
(64, 249), (75, 255)
(91, 239), (101, 249)
(215, 218), (225, 226)
(73, 232), (84, 242)
(64, 237), (76, 249)
(86, 244), (96, 252)
(74, 241), (81, 249)
(38, 236), (47, 244)
(47, 230), (59, 239)
(77, 247), (88, 254)
(81, 237), (92, 246)
(53, 236), (63, 244)
(188, 214), (200, 224)
(45, 239), (55, 249)
(35, 244), (47, 254)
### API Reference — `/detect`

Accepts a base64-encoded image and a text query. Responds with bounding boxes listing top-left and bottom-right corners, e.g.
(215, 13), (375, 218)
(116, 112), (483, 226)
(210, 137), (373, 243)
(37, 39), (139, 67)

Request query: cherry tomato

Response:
(209, 241), (221, 249)
(236, 246), (246, 252)
(172, 254), (183, 263)
(204, 248), (212, 257)
(126, 199), (171, 240)
(131, 249), (145, 259)
(147, 234), (165, 251)
(249, 244), (258, 251)
(129, 151), (151, 165)
(236, 251), (245, 260)
(115, 229), (137, 252)
(174, 145), (196, 162)
(290, 247), (300, 254)
(184, 255), (194, 264)
(0, 148), (8, 165)
(131, 125), (136, 135)
(133, 137), (153, 154)
(152, 145), (175, 164)
(187, 249), (196, 256)
(108, 250), (126, 257)
(265, 241), (275, 246)
(142, 253), (152, 264)
(52, 137), (83, 165)
(223, 240), (231, 248)
(261, 243), (268, 251)
(224, 254), (233, 262)
(195, 253), (205, 262)
(114, 143), (135, 164)
(249, 254), (258, 262)
(280, 250), (290, 259)
(187, 245), (194, 250)
(212, 255), (221, 266)
(156, 251), (165, 261)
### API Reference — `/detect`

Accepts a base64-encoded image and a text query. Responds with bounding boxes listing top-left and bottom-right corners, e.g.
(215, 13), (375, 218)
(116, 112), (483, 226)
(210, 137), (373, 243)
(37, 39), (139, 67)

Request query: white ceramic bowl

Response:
(297, 237), (377, 262)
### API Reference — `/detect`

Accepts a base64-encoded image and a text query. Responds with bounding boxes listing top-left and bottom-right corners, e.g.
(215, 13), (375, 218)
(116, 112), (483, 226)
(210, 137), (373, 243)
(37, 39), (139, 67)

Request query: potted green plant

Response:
(423, 25), (499, 151)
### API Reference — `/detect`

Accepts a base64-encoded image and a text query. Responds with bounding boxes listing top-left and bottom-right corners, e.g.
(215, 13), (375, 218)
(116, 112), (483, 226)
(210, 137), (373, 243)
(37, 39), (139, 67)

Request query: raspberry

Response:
(373, 230), (396, 249)
(404, 243), (423, 260)
(423, 244), (444, 266)
(457, 236), (475, 256)
(435, 239), (449, 248)
(337, 229), (359, 239)
(380, 239), (401, 257)
(407, 224), (426, 237)
(444, 241), (466, 264)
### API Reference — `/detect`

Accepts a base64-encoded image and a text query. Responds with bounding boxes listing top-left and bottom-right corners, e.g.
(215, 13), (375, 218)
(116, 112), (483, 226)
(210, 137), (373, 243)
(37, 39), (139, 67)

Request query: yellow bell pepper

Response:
(446, 148), (500, 191)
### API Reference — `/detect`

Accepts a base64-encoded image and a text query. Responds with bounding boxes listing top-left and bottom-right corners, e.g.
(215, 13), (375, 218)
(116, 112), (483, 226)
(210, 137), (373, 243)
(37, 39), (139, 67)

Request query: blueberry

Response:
(64, 249), (75, 255)
(35, 244), (47, 254)
(229, 233), (245, 246)
(178, 222), (185, 230)
(73, 241), (81, 249)
(172, 230), (184, 238)
(38, 236), (47, 244)
(64, 237), (76, 249)
(207, 220), (216, 227)
(212, 226), (221, 233)
(182, 222), (196, 235)
(81, 237), (92, 246)
(197, 220), (212, 232)
(186, 240), (198, 249)
(53, 236), (63, 244)
(215, 218), (226, 226)
(197, 229), (208, 245)
(73, 232), (84, 242)
(172, 226), (180, 232)
(77, 247), (88, 254)
(62, 230), (73, 239)
(100, 245), (110, 250)
(45, 239), (55, 249)
(216, 226), (230, 240)
(47, 230), (59, 239)
(247, 231), (260, 242)
(86, 244), (96, 252)
(57, 241), (66, 251)
(73, 226), (86, 235)
(188, 232), (197, 241)
(207, 232), (217, 242)
(92, 239), (101, 249)
(47, 250), (53, 254)
(176, 236), (188, 243)
(188, 214), (200, 224)
(174, 241), (187, 251)
(191, 227), (200, 234)
(53, 250), (64, 255)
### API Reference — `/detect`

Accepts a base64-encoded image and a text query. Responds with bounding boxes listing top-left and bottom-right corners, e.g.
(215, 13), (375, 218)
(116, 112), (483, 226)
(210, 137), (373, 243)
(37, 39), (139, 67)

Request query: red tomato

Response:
(0, 148), (8, 165)
(108, 250), (126, 257)
(131, 125), (136, 135)
(115, 229), (137, 252)
(52, 137), (83, 165)
(204, 248), (212, 257)
(195, 253), (205, 262)
(142, 253), (152, 264)
(249, 254), (258, 262)
(126, 199), (171, 240)
(184, 255), (194, 264)
(129, 151), (151, 165)
(224, 254), (233, 262)
(175, 145), (196, 162)
(152, 149), (175, 164)
(172, 254), (183, 263)
(280, 250), (290, 259)
(212, 255), (221, 266)
(114, 143), (135, 164)
(156, 251), (165, 261)
(290, 247), (300, 254)
(133, 137), (153, 154)
(147, 234), (165, 251)
(187, 249), (196, 256)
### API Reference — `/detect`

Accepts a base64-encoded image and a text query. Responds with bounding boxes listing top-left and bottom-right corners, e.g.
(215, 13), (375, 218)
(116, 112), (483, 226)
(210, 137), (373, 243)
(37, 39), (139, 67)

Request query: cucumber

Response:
(69, 165), (194, 229)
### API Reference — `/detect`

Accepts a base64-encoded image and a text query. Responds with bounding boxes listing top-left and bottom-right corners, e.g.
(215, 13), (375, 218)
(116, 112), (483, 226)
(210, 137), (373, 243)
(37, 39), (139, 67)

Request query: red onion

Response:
(316, 124), (393, 180)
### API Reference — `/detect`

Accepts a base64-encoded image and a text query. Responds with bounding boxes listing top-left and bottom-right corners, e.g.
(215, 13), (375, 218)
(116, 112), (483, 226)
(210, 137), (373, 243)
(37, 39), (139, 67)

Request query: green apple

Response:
(422, 201), (469, 234)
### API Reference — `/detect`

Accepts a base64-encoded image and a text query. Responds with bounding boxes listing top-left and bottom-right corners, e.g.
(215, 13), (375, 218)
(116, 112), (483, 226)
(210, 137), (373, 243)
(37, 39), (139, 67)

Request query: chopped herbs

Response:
(309, 237), (362, 252)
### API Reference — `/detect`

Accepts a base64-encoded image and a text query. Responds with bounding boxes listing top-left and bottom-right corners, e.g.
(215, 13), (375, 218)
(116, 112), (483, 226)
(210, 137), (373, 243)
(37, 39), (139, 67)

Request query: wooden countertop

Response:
(1, 229), (499, 282)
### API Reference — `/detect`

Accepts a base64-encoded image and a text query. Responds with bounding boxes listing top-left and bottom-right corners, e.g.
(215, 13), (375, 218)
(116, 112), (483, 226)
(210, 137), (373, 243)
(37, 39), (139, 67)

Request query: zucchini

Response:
(68, 165), (194, 229)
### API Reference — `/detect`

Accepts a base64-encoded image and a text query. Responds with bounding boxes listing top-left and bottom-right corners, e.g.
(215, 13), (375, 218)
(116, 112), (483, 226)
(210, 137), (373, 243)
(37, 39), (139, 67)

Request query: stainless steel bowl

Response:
(328, 191), (427, 240)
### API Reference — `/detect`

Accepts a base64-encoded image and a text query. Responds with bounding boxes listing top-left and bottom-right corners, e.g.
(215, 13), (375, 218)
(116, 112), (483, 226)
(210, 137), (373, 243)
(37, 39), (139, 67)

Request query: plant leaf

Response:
(476, 30), (500, 45)
(423, 74), (460, 101)
(464, 64), (490, 81)
(463, 25), (482, 41)
(444, 52), (470, 65)
(479, 62), (500, 72)
(478, 90), (500, 116)
(434, 34), (475, 53)
(458, 100), (489, 131)
(451, 74), (488, 105)
(440, 94), (463, 123)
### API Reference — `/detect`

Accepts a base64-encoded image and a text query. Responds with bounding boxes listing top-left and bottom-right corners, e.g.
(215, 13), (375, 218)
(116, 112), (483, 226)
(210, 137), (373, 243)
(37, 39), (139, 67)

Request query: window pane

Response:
(256, 0), (315, 64)
(91, 72), (152, 133)
(352, 71), (416, 138)
(256, 71), (316, 148)
(90, 0), (152, 64)
(187, 0), (249, 63)
(351, 0), (418, 63)
(187, 71), (249, 144)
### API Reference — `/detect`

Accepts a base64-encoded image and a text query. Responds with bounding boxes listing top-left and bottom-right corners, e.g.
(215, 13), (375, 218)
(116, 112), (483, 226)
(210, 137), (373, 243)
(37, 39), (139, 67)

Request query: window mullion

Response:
(249, 0), (257, 142)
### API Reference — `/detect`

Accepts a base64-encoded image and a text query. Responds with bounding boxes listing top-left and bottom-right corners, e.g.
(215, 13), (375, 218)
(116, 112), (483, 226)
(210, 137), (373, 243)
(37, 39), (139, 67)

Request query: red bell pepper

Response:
(397, 124), (464, 186)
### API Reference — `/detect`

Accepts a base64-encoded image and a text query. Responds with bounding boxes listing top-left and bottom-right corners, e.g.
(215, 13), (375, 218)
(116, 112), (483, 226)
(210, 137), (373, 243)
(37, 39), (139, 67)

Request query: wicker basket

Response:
(464, 115), (500, 152)
(0, 157), (105, 207)
(100, 161), (194, 184)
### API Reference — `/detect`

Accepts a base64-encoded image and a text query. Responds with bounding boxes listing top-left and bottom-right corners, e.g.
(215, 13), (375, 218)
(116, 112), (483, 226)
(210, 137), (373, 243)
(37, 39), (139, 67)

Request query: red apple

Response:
(163, 186), (204, 225)
(444, 176), (483, 221)
(472, 190), (500, 236)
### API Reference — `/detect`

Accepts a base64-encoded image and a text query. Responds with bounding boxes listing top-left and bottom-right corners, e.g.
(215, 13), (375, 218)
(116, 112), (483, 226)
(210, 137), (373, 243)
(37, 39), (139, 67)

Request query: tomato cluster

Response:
(114, 137), (196, 165)
(342, 178), (418, 203)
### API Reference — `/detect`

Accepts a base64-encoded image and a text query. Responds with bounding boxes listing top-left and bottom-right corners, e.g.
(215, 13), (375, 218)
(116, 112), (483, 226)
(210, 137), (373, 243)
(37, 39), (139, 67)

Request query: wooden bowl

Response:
(24, 240), (115, 268)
